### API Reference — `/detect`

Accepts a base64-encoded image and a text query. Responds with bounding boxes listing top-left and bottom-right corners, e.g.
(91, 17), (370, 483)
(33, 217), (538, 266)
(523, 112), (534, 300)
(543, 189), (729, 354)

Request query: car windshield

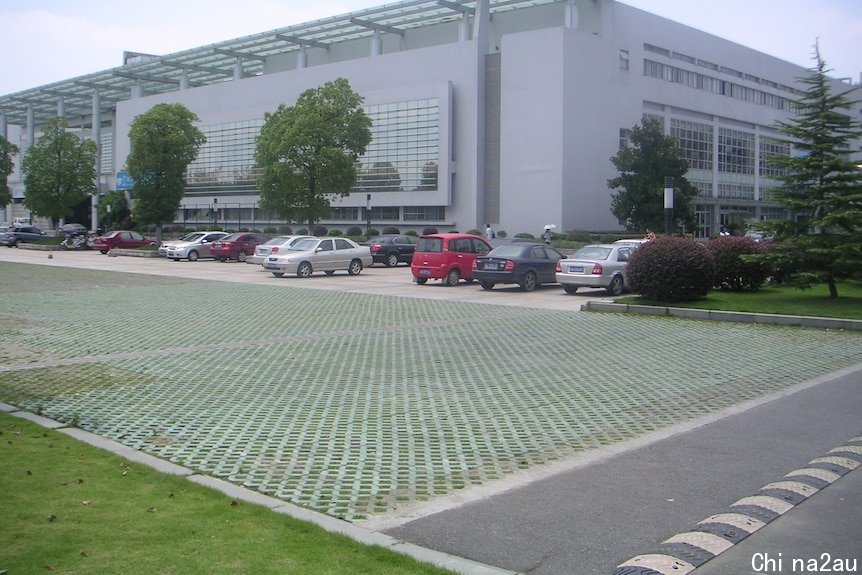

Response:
(264, 236), (292, 245)
(179, 232), (206, 242)
(220, 233), (242, 242)
(289, 238), (319, 251)
(487, 245), (528, 258)
(572, 246), (612, 260)
(416, 237), (443, 253)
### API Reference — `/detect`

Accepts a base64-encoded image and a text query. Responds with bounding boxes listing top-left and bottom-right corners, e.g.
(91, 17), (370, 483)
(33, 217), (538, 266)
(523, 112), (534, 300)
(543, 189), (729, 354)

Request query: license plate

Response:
(568, 266), (584, 273)
(264, 263), (277, 269)
(482, 262), (498, 270)
(419, 269), (431, 275)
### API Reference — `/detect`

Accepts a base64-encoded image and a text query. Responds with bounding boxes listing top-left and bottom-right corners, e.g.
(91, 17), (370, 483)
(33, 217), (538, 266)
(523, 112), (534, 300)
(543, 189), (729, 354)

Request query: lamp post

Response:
(366, 193), (372, 235)
(663, 177), (674, 236)
(212, 198), (218, 229)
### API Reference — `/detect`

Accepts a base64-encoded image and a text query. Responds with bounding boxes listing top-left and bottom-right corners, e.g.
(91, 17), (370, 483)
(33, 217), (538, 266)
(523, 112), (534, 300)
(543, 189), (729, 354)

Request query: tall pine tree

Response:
(762, 44), (862, 297)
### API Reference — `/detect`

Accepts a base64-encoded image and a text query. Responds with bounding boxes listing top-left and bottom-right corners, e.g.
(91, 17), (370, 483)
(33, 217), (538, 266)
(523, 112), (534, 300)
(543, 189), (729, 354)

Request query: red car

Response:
(411, 233), (492, 286)
(92, 230), (154, 254)
(210, 232), (270, 262)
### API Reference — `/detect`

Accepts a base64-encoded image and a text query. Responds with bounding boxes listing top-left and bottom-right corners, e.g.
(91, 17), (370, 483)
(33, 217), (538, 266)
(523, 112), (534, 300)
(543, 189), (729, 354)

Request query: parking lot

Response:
(1, 247), (861, 573)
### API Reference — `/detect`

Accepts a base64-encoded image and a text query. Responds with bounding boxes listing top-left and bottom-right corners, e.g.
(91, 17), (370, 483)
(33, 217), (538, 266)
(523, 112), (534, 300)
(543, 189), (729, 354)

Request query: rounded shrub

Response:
(405, 230), (418, 236)
(628, 236), (715, 302)
(422, 227), (438, 235)
(467, 228), (482, 236)
(345, 225), (363, 237)
(312, 224), (328, 236)
(277, 225), (293, 234)
(706, 236), (772, 291)
(515, 232), (535, 239)
(263, 227), (278, 234)
(328, 229), (343, 237)
(382, 226), (400, 235)
(366, 229), (380, 238)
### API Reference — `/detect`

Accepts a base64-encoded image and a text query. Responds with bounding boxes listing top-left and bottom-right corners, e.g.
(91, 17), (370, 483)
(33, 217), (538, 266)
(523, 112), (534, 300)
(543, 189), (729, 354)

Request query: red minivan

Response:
(411, 233), (492, 286)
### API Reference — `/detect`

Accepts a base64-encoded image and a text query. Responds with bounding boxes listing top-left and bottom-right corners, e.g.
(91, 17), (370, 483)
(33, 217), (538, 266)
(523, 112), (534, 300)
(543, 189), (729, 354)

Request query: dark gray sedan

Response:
(1, 226), (47, 247)
(472, 243), (564, 292)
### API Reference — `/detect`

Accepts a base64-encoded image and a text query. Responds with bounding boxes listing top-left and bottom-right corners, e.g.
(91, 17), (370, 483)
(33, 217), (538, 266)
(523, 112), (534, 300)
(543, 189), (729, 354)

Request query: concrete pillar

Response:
(371, 29), (382, 56)
(234, 57), (243, 80)
(565, 0), (579, 29)
(131, 80), (143, 98)
(0, 113), (6, 139)
(57, 95), (65, 117)
(298, 45), (308, 69)
(459, 15), (471, 41)
(92, 92), (102, 232)
(179, 72), (189, 90)
(27, 104), (34, 146)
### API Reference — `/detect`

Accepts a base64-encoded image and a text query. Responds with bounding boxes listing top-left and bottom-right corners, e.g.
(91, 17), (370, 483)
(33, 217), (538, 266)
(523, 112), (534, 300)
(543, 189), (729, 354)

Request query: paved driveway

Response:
(1, 249), (860, 573)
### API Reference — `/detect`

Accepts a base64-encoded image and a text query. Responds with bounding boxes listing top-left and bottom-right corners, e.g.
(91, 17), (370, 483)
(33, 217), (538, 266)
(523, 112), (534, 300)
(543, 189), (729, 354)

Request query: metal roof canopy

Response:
(0, 0), (560, 127)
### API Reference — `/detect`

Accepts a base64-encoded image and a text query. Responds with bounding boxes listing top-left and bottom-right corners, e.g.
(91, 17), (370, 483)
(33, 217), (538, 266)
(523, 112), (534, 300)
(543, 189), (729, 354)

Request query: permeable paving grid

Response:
(1, 263), (860, 522)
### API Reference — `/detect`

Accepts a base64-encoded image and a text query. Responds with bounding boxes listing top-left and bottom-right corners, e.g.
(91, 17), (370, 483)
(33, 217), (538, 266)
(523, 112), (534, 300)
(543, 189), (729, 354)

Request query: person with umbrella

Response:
(543, 224), (556, 245)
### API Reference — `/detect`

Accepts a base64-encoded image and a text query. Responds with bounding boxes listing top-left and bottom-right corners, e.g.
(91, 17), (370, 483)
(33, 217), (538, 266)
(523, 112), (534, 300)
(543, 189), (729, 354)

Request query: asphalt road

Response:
(2, 246), (860, 575)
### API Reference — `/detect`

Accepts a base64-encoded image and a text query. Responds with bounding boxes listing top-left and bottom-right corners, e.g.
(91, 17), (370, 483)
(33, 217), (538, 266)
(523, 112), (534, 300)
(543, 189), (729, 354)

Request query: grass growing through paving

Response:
(619, 281), (862, 320)
(0, 413), (455, 575)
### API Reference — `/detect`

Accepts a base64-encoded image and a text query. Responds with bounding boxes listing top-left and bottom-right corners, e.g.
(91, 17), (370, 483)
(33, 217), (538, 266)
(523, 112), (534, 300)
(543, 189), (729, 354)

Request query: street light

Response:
(213, 198), (218, 229)
(366, 193), (372, 235)
(663, 177), (674, 236)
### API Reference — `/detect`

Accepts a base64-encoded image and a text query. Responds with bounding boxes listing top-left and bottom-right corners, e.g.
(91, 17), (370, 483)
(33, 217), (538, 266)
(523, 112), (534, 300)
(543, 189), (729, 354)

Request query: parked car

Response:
(613, 238), (649, 248)
(555, 243), (632, 296)
(411, 233), (492, 286)
(92, 230), (155, 253)
(209, 232), (270, 262)
(60, 223), (89, 237)
(472, 243), (565, 291)
(249, 235), (315, 265)
(364, 234), (418, 267)
(264, 237), (372, 277)
(160, 231), (229, 261)
(1, 225), (48, 247)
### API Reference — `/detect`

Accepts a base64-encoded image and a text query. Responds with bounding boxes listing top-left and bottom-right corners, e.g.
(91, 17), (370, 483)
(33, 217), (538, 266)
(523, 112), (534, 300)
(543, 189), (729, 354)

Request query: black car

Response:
(365, 234), (418, 267)
(60, 223), (89, 237)
(1, 226), (47, 247)
(472, 243), (565, 291)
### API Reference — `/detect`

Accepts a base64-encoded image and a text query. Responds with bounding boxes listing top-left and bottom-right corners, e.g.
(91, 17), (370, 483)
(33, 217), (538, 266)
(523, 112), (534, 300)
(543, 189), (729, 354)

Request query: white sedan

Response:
(264, 237), (372, 277)
(248, 235), (314, 265)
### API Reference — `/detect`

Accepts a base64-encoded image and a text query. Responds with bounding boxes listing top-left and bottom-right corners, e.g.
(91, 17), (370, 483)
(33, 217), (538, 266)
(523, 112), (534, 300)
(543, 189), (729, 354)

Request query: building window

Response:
(619, 50), (629, 71)
(404, 206), (445, 221)
(759, 137), (792, 178)
(671, 119), (713, 171)
(717, 183), (755, 200)
(355, 98), (440, 194)
(370, 206), (400, 220)
(718, 127), (754, 175)
(329, 207), (359, 221)
(186, 119), (264, 193)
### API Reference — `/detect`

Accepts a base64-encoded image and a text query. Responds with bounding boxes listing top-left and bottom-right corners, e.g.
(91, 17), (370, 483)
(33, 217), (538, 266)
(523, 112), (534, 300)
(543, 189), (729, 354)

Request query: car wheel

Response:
(170, 258), (179, 261)
(272, 272), (284, 278)
(324, 270), (335, 276)
(188, 250), (199, 262)
(297, 261), (313, 278)
(348, 259), (363, 275)
(386, 253), (399, 267)
(562, 284), (578, 294)
(607, 275), (624, 296)
(237, 250), (247, 263)
(480, 281), (495, 290)
(521, 271), (538, 292)
(445, 268), (460, 286)
(99, 249), (108, 254)
(415, 277), (428, 285)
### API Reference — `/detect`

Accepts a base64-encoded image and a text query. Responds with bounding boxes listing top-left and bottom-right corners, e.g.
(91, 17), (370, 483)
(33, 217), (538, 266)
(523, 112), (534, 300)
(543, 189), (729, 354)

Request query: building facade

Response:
(1, 0), (859, 237)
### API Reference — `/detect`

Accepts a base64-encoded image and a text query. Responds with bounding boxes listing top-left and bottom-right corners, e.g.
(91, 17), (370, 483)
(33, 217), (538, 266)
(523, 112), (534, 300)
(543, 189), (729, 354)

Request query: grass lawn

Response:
(0, 413), (455, 575)
(618, 280), (862, 320)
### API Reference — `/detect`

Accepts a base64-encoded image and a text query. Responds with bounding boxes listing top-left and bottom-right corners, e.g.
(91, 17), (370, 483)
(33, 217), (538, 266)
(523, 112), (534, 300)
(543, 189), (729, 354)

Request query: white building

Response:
(1, 0), (859, 237)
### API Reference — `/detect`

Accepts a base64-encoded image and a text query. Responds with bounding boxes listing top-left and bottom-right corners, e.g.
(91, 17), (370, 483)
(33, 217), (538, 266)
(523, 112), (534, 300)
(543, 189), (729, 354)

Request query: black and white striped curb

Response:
(612, 435), (862, 575)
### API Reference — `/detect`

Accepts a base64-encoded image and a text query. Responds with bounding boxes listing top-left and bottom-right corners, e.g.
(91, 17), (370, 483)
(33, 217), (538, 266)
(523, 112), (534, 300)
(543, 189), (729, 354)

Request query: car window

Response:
(334, 239), (352, 250)
(416, 237), (443, 253)
(530, 246), (547, 260)
(131, 231), (144, 240)
(488, 245), (524, 258)
(617, 248), (630, 262)
(451, 238), (470, 253)
(203, 233), (223, 242)
(317, 239), (334, 251)
(546, 247), (564, 261)
(472, 239), (491, 255)
(291, 238), (318, 251)
(573, 247), (612, 260)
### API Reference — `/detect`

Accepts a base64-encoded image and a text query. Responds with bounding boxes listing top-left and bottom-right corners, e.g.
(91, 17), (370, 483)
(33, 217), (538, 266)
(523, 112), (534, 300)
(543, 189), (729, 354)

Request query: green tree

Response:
(758, 45), (862, 298)
(608, 117), (698, 234)
(20, 117), (97, 229)
(0, 135), (19, 208)
(127, 103), (205, 243)
(255, 78), (372, 230)
(97, 190), (131, 232)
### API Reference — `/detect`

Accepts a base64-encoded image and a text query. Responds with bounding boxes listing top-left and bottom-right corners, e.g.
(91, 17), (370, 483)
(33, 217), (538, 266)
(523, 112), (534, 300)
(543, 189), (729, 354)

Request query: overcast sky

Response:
(1, 0), (859, 95)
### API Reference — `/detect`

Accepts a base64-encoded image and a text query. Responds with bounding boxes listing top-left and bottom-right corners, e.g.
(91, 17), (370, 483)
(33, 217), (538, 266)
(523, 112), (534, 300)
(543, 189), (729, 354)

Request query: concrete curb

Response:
(581, 300), (862, 331)
(2, 406), (520, 575)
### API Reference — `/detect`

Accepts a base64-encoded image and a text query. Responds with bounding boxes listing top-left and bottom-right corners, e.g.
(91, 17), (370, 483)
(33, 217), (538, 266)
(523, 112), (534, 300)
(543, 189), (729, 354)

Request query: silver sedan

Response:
(248, 235), (314, 265)
(555, 244), (632, 296)
(264, 237), (373, 277)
